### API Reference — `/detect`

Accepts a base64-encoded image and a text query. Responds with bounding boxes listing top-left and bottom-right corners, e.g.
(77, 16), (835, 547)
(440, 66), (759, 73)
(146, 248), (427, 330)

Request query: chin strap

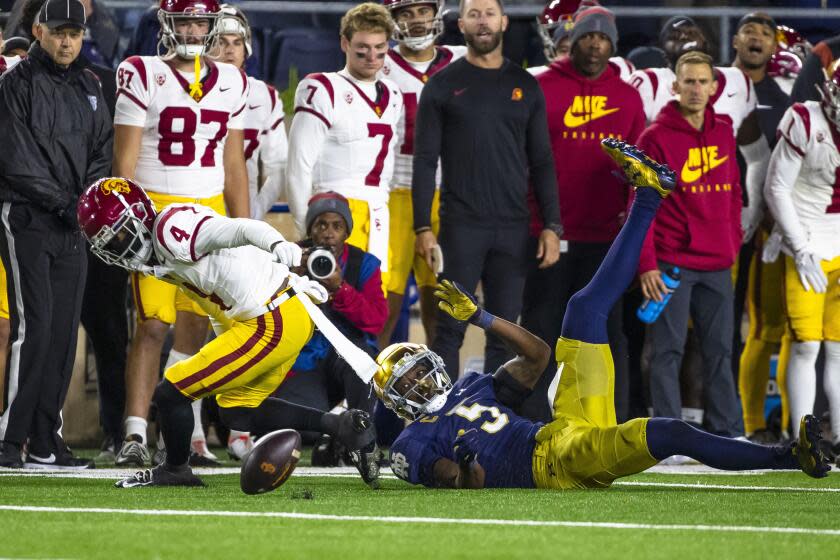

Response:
(189, 54), (203, 101)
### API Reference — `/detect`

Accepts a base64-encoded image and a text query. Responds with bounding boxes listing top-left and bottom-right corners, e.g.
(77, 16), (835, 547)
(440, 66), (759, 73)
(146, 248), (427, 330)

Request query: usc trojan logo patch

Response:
(100, 178), (131, 195)
(680, 146), (728, 184)
(563, 96), (619, 128)
(511, 88), (523, 101)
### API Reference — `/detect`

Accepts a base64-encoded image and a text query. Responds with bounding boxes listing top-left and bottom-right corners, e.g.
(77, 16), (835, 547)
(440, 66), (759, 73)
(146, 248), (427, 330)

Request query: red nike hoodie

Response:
(635, 100), (742, 273)
(529, 56), (646, 241)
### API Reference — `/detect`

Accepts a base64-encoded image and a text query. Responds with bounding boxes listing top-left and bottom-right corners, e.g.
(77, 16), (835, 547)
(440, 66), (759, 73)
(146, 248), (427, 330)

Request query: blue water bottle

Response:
(636, 267), (681, 324)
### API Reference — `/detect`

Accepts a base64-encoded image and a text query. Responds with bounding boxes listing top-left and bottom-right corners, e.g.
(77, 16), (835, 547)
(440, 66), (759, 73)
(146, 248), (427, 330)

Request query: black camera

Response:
(306, 246), (337, 280)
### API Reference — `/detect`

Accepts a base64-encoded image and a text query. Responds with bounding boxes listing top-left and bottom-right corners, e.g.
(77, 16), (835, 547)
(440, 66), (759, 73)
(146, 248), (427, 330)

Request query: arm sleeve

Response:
(738, 132), (771, 213)
(764, 108), (809, 254)
(286, 76), (334, 234)
(390, 435), (444, 487)
(526, 84), (561, 228)
(331, 259), (388, 334)
(635, 130), (661, 273)
(411, 78), (443, 231)
(113, 57), (151, 127)
(0, 79), (73, 212)
(155, 205), (285, 262)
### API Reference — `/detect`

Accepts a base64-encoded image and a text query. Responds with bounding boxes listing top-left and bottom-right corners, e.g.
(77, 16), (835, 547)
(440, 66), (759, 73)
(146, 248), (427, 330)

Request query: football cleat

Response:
(93, 437), (116, 465)
(115, 436), (150, 467)
(601, 138), (676, 198)
(794, 415), (831, 479)
(227, 433), (255, 461)
(0, 441), (23, 469)
(350, 441), (381, 490)
(115, 464), (207, 488)
(189, 439), (221, 467)
(24, 452), (94, 470)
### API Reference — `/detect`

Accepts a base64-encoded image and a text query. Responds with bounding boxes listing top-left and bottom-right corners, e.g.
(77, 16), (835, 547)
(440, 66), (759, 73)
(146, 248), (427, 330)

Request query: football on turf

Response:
(240, 429), (302, 495)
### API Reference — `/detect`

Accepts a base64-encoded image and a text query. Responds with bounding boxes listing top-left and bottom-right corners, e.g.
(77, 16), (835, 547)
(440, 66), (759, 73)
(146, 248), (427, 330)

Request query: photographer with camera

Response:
(267, 192), (388, 464)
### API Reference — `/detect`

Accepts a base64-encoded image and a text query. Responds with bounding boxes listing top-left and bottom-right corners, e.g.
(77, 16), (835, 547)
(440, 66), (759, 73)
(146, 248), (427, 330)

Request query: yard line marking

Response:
(614, 481), (840, 493)
(1, 504), (839, 537)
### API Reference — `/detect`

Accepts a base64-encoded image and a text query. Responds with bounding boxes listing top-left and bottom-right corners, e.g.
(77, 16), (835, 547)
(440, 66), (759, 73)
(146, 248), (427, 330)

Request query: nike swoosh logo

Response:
(248, 105), (261, 109)
(220, 87), (231, 92)
(453, 88), (467, 96)
(563, 105), (620, 128)
(28, 452), (56, 463)
(727, 92), (737, 97)
(680, 155), (729, 183)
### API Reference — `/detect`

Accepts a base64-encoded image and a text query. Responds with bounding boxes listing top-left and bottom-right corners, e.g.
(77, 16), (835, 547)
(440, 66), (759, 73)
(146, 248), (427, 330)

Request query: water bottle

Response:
(636, 267), (681, 324)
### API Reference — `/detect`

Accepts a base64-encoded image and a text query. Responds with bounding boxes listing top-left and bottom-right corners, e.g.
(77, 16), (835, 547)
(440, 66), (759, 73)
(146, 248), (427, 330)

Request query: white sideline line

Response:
(1, 504), (839, 537)
(614, 481), (840, 493)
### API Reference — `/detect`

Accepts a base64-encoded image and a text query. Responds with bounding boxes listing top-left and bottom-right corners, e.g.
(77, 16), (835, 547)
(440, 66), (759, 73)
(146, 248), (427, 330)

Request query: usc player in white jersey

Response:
(77, 177), (381, 488)
(528, 0), (634, 80)
(112, 0), (250, 467)
(287, 3), (402, 290)
(214, 4), (287, 221)
(376, 0), (466, 348)
(764, 66), (840, 453)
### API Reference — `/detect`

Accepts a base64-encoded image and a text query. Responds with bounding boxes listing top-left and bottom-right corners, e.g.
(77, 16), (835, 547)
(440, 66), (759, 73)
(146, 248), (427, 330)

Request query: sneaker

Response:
(794, 415), (831, 479)
(0, 441), (23, 468)
(93, 437), (116, 465)
(115, 464), (206, 488)
(24, 451), (94, 470)
(115, 435), (150, 467)
(747, 429), (779, 445)
(600, 138), (676, 198)
(189, 439), (221, 467)
(227, 433), (254, 461)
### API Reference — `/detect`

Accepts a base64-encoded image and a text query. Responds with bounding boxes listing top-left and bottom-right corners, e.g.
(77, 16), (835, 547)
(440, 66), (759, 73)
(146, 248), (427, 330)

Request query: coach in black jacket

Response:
(0, 0), (111, 469)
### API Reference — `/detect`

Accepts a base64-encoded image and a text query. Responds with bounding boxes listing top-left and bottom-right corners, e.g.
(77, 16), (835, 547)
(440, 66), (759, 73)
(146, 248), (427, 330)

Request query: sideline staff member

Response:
(0, 0), (112, 469)
(412, 0), (562, 378)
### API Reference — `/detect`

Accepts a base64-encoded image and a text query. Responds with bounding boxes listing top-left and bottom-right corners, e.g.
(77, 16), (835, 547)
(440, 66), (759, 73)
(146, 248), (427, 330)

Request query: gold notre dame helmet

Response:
(374, 343), (453, 421)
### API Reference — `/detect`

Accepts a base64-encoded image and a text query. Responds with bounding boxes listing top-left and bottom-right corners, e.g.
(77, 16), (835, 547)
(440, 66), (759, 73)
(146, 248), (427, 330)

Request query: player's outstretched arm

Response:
(435, 280), (550, 391)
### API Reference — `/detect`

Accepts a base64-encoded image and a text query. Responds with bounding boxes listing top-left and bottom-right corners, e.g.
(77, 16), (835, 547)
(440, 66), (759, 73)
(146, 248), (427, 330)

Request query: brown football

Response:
(240, 429), (302, 495)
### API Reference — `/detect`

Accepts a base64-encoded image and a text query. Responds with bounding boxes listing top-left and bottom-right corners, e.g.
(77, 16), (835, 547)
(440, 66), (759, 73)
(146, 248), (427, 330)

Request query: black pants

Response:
(272, 347), (377, 416)
(519, 240), (629, 423)
(80, 247), (128, 443)
(0, 203), (86, 455)
(433, 220), (529, 378)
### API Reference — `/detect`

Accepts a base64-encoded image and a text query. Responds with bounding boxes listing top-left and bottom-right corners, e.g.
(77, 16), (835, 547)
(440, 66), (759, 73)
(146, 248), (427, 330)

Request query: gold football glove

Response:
(434, 280), (494, 328)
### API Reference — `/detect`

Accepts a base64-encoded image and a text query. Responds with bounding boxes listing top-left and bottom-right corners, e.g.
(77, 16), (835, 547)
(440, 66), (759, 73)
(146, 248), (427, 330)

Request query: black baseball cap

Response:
(38, 0), (87, 30)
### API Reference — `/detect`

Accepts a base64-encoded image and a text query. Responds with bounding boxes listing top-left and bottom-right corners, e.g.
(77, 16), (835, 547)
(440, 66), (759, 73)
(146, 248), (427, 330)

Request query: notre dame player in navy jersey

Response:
(375, 139), (831, 490)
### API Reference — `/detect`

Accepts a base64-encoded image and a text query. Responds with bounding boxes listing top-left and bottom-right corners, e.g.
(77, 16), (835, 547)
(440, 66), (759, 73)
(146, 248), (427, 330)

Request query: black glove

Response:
(57, 201), (79, 231)
(321, 409), (376, 451)
(453, 428), (480, 466)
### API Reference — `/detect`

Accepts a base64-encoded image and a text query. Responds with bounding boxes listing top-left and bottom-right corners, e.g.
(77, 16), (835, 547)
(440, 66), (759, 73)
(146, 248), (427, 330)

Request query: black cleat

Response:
(115, 464), (207, 488)
(0, 441), (23, 469)
(350, 441), (381, 490)
(24, 451), (94, 470)
(601, 138), (676, 198)
(794, 415), (831, 479)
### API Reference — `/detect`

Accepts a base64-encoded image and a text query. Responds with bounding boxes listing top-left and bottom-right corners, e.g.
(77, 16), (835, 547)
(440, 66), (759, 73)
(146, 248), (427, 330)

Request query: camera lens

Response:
(307, 248), (336, 280)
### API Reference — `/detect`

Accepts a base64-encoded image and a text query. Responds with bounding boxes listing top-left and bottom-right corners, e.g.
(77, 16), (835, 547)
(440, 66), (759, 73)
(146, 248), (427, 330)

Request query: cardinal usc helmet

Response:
(77, 178), (157, 272)
(383, 0), (444, 52)
(217, 3), (252, 58)
(819, 61), (840, 130)
(536, 0), (581, 61)
(776, 25), (812, 63)
(158, 0), (222, 58)
(374, 343), (452, 421)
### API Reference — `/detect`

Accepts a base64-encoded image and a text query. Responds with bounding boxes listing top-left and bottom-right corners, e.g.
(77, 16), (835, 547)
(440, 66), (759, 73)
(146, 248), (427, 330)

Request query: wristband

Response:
(470, 308), (495, 329)
(414, 226), (432, 235)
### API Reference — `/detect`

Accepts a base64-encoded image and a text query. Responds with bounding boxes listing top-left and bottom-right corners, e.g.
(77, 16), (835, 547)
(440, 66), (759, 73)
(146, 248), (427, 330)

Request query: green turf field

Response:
(1, 461), (839, 560)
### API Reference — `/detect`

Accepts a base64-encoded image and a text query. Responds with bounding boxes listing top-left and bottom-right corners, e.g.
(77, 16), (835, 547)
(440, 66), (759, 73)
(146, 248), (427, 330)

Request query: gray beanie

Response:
(570, 6), (618, 55)
(306, 192), (353, 235)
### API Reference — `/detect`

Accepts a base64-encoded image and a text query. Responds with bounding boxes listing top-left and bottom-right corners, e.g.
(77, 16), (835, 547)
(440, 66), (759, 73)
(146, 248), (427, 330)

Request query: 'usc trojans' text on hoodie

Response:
(530, 56), (646, 242)
(636, 100), (742, 273)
